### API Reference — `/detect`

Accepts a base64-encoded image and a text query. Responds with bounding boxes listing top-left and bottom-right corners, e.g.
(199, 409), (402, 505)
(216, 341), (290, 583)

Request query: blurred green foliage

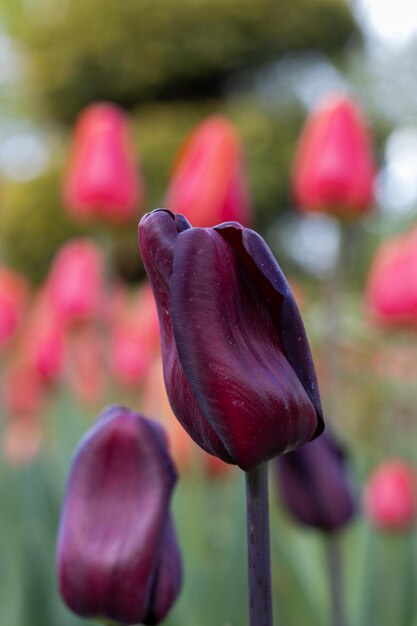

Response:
(7, 0), (358, 123)
(1, 98), (303, 283)
(1, 170), (84, 283)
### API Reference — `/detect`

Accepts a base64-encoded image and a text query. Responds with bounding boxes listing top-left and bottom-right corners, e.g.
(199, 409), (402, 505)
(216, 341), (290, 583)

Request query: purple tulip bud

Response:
(276, 430), (356, 531)
(138, 209), (324, 472)
(57, 405), (182, 625)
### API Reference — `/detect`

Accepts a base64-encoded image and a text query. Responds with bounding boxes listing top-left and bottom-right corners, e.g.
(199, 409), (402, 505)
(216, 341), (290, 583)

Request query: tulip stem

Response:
(245, 463), (273, 626)
(325, 533), (347, 626)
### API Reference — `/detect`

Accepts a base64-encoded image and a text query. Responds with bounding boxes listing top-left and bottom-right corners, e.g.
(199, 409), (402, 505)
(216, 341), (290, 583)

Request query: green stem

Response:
(245, 463), (273, 626)
(325, 533), (347, 626)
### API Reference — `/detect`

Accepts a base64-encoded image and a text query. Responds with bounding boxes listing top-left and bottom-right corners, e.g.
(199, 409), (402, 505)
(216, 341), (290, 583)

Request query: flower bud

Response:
(64, 103), (143, 223)
(57, 405), (182, 625)
(363, 460), (417, 531)
(47, 239), (104, 323)
(166, 116), (251, 227)
(365, 228), (417, 326)
(292, 94), (375, 217)
(139, 209), (323, 471)
(276, 430), (355, 531)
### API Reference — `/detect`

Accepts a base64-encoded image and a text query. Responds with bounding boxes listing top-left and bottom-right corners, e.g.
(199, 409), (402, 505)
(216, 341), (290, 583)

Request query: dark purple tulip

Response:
(276, 430), (356, 531)
(57, 405), (182, 625)
(138, 209), (324, 471)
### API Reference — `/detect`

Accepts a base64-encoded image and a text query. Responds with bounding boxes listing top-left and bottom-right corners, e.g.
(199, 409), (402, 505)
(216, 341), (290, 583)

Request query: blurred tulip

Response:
(47, 239), (104, 324)
(1, 360), (44, 465)
(63, 103), (143, 223)
(0, 267), (29, 348)
(166, 115), (251, 227)
(139, 209), (323, 471)
(363, 460), (417, 531)
(276, 430), (355, 531)
(365, 228), (417, 326)
(110, 282), (160, 388)
(24, 292), (64, 382)
(65, 324), (105, 408)
(2, 361), (43, 417)
(292, 94), (375, 217)
(57, 405), (182, 625)
(2, 412), (43, 466)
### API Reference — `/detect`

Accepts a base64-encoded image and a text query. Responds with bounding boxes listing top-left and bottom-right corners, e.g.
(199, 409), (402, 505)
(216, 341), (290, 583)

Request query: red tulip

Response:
(292, 94), (375, 217)
(0, 267), (29, 348)
(47, 239), (104, 324)
(363, 461), (417, 531)
(365, 228), (417, 326)
(166, 115), (251, 227)
(63, 103), (143, 223)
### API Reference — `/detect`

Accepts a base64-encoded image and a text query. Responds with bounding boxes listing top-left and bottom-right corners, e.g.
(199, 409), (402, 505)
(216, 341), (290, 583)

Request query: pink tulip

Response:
(363, 461), (417, 531)
(292, 94), (375, 217)
(63, 103), (144, 223)
(24, 292), (64, 382)
(365, 228), (417, 326)
(2, 361), (43, 418)
(166, 115), (251, 227)
(110, 282), (159, 388)
(0, 267), (29, 348)
(65, 324), (105, 408)
(47, 239), (104, 324)
(2, 412), (43, 466)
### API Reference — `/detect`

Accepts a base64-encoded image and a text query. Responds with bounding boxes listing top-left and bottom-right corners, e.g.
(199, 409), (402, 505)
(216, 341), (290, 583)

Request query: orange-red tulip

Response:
(63, 103), (143, 223)
(292, 94), (375, 217)
(166, 115), (251, 227)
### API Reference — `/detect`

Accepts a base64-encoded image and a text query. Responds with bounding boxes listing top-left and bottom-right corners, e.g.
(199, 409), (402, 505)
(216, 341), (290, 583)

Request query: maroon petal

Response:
(215, 222), (323, 434)
(170, 227), (319, 470)
(57, 405), (181, 625)
(276, 430), (356, 531)
(144, 516), (182, 625)
(139, 210), (233, 464)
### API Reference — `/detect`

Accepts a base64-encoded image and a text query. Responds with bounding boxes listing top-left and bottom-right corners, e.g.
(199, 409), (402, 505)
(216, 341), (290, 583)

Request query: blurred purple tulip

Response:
(138, 209), (323, 471)
(276, 430), (356, 531)
(57, 405), (182, 625)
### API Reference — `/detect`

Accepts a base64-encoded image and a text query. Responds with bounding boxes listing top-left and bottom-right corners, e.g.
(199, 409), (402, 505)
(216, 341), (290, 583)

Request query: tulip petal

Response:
(215, 222), (324, 435)
(170, 226), (320, 470)
(144, 516), (182, 626)
(139, 210), (234, 464)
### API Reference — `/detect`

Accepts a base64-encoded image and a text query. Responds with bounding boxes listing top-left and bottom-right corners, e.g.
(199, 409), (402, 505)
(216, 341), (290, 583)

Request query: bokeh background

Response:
(1, 0), (417, 625)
